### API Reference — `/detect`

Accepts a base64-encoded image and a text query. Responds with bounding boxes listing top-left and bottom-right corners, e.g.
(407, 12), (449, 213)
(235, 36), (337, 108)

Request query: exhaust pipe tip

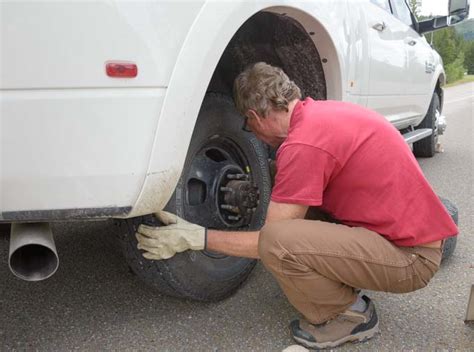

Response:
(9, 223), (59, 281)
(9, 244), (59, 281)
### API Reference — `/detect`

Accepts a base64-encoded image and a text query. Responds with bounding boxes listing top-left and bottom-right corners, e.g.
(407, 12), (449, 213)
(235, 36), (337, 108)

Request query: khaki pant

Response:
(258, 218), (442, 324)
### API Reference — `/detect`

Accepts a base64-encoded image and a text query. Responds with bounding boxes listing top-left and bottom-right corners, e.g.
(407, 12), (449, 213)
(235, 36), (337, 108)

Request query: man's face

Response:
(244, 109), (284, 148)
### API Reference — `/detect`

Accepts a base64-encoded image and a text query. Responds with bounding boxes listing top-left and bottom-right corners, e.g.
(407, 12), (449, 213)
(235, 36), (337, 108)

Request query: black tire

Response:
(119, 94), (271, 301)
(413, 93), (440, 158)
(439, 197), (458, 262)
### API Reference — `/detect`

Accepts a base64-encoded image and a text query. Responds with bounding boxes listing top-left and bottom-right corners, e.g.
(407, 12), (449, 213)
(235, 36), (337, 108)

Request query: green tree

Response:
(433, 28), (457, 65)
(445, 52), (466, 82)
(432, 27), (467, 82)
(408, 0), (421, 20)
(464, 41), (474, 74)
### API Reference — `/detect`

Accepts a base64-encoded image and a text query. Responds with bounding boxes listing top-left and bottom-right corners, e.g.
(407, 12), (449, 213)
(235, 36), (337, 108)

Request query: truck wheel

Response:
(413, 93), (440, 158)
(439, 197), (458, 262)
(119, 94), (271, 301)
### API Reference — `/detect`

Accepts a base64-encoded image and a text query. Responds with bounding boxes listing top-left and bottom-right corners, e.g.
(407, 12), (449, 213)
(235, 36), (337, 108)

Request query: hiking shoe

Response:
(289, 295), (379, 349)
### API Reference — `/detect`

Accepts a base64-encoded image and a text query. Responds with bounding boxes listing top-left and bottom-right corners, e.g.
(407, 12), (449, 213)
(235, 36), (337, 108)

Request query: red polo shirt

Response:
(271, 98), (458, 246)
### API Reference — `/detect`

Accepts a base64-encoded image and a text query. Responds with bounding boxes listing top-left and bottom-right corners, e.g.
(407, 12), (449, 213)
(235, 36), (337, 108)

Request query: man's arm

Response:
(206, 201), (308, 259)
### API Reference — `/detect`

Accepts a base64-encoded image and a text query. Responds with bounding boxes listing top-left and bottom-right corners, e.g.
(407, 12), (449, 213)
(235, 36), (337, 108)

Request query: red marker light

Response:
(106, 61), (138, 78)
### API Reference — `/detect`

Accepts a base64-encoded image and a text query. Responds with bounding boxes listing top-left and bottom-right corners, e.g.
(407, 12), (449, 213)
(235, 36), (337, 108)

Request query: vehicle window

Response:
(390, 0), (413, 26)
(370, 0), (392, 13)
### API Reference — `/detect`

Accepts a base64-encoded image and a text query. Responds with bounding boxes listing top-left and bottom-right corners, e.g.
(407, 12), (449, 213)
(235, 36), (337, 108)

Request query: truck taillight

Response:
(106, 61), (138, 78)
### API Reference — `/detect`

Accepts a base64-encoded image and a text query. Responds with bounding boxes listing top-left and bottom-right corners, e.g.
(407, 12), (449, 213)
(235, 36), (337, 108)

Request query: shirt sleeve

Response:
(271, 143), (339, 206)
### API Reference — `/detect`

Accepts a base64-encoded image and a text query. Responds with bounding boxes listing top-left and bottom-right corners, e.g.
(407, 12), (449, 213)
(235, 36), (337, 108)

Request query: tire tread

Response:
(413, 94), (439, 158)
(439, 197), (458, 261)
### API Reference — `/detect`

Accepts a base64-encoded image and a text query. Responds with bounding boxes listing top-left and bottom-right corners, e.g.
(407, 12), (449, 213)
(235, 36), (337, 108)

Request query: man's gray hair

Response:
(233, 62), (302, 117)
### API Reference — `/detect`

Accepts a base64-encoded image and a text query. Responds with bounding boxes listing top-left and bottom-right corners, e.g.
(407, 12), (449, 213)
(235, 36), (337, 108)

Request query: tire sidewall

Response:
(414, 93), (440, 157)
(439, 197), (458, 261)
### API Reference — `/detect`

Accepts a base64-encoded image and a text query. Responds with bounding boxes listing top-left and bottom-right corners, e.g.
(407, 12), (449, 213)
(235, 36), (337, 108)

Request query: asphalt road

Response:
(1, 83), (473, 351)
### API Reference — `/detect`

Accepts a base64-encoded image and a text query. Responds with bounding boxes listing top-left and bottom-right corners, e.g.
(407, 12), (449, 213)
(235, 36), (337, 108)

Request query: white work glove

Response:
(135, 210), (206, 260)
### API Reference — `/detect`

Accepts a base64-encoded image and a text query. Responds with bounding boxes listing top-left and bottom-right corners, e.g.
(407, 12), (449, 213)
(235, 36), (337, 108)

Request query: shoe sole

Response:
(292, 321), (380, 350)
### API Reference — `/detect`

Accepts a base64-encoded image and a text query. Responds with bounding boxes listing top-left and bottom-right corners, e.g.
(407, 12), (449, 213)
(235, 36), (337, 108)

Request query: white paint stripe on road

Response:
(445, 96), (473, 104)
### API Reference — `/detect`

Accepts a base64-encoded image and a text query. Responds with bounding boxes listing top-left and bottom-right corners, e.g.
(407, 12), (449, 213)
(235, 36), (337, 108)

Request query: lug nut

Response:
(228, 215), (241, 221)
(227, 173), (249, 180)
(220, 187), (234, 193)
(220, 204), (234, 210)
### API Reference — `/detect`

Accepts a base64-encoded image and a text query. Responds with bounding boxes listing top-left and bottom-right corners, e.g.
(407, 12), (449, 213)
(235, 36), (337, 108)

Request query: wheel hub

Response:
(216, 166), (259, 227)
(434, 108), (446, 136)
(182, 142), (260, 231)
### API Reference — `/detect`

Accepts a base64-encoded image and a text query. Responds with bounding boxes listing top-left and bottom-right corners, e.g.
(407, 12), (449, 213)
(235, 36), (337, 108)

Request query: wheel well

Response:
(207, 12), (327, 101)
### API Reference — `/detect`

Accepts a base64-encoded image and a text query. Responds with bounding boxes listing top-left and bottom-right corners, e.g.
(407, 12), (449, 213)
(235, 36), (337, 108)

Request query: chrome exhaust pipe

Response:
(9, 223), (59, 281)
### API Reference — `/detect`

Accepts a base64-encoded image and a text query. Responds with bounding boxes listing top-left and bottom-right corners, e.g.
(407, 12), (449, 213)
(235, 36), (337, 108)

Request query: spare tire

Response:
(439, 197), (458, 262)
(119, 94), (271, 301)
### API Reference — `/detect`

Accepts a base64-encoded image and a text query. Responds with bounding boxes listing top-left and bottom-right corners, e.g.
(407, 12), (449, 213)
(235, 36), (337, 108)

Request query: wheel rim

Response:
(182, 136), (260, 259)
(434, 108), (440, 145)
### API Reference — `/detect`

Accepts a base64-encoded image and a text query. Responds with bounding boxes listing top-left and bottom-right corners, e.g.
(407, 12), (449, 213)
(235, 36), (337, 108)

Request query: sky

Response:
(421, 0), (473, 18)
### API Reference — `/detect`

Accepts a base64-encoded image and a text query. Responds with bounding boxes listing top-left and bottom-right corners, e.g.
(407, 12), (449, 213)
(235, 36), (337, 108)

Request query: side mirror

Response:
(448, 0), (471, 25)
(417, 0), (470, 34)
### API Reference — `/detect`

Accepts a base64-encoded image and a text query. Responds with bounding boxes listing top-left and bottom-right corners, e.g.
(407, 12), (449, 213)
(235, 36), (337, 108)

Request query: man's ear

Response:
(246, 109), (260, 120)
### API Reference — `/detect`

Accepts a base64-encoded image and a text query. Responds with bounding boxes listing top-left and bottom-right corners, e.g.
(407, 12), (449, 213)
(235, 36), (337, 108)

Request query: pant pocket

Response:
(393, 255), (439, 293)
(389, 265), (420, 293)
(412, 255), (439, 288)
(381, 252), (416, 293)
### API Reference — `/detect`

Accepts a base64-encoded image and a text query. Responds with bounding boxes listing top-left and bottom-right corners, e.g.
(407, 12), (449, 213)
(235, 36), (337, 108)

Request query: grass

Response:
(445, 75), (474, 88)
